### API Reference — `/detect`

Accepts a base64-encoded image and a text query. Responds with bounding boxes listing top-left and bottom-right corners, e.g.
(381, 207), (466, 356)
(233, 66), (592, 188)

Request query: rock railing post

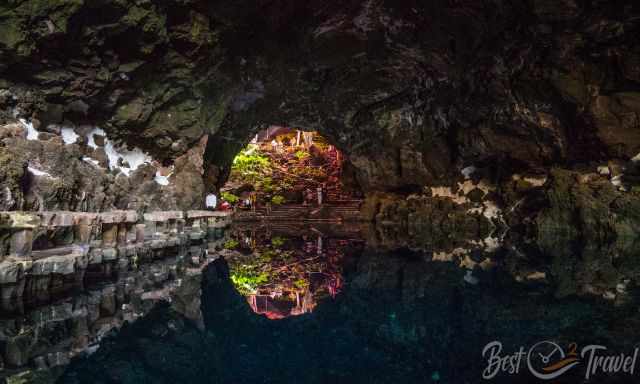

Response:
(143, 211), (184, 259)
(38, 211), (75, 246)
(98, 211), (138, 274)
(1, 212), (40, 262)
(0, 213), (39, 301)
(117, 223), (127, 246)
(102, 223), (118, 248)
(74, 213), (97, 245)
(135, 224), (146, 244)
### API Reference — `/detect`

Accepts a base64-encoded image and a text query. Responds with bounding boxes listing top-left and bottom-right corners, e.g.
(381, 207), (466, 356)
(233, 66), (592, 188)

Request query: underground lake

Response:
(2, 1), (640, 383)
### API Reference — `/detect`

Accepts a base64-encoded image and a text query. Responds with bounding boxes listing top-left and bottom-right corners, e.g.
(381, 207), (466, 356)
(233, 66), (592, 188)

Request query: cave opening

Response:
(218, 126), (363, 212)
(215, 126), (366, 318)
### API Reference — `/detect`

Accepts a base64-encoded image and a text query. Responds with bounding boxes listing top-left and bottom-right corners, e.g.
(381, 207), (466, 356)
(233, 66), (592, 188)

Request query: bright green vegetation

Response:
(230, 144), (272, 184)
(224, 136), (339, 206)
(230, 265), (270, 295)
(221, 191), (239, 204)
(259, 177), (275, 193)
(227, 234), (322, 298)
(294, 150), (309, 160)
(294, 278), (309, 289)
(224, 239), (239, 249)
(271, 195), (285, 205)
(271, 236), (286, 247)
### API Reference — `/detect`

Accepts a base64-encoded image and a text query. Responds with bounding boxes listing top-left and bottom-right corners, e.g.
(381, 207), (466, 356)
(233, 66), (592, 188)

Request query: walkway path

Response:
(233, 200), (364, 222)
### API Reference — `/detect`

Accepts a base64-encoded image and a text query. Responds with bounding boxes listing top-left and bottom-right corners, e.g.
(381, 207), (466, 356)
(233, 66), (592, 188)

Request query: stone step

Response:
(186, 210), (232, 219)
(31, 245), (88, 260)
(31, 252), (87, 276)
(143, 211), (183, 222)
(239, 209), (361, 217)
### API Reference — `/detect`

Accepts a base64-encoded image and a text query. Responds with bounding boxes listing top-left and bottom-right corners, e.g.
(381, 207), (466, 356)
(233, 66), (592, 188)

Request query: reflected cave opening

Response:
(222, 222), (366, 319)
(215, 126), (366, 319)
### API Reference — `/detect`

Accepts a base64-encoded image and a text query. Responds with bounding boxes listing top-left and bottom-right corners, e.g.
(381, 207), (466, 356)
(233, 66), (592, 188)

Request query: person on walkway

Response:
(205, 192), (217, 210)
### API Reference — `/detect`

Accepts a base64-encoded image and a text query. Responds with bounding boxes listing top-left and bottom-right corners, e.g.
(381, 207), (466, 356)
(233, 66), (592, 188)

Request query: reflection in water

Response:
(0, 240), (216, 383)
(3, 221), (640, 383)
(224, 223), (363, 319)
(58, 239), (640, 384)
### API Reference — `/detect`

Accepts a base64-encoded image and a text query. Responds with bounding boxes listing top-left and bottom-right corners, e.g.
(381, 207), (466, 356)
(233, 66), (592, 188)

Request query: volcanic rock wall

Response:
(0, 0), (639, 236)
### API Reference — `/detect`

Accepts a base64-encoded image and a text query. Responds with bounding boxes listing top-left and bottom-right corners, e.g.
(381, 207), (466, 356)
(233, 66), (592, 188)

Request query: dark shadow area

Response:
(58, 249), (640, 384)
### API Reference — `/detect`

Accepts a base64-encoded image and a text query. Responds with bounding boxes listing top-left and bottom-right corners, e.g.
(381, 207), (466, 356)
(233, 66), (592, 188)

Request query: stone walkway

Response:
(233, 201), (364, 222)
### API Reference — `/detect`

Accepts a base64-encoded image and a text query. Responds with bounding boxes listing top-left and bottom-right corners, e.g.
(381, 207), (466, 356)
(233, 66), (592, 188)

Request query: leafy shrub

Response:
(221, 192), (239, 204)
(271, 195), (285, 205)
(292, 166), (325, 179)
(231, 268), (269, 295)
(294, 278), (309, 289)
(224, 239), (239, 249)
(271, 236), (286, 247)
(259, 177), (274, 193)
(258, 249), (278, 262)
(294, 150), (309, 160)
(231, 146), (272, 181)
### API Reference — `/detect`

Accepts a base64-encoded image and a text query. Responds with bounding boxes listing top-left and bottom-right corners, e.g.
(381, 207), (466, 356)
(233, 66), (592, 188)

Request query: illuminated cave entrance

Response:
(220, 126), (361, 210)
(219, 127), (364, 319)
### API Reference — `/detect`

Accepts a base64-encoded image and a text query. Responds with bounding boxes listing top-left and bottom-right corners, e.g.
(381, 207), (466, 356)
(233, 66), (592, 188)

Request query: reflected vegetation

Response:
(224, 223), (364, 319)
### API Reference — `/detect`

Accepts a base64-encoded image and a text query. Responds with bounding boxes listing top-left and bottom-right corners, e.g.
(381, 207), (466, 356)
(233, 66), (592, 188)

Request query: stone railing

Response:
(0, 210), (232, 302)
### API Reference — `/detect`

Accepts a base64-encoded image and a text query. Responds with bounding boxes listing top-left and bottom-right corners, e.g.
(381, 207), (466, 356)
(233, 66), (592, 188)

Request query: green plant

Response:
(271, 195), (285, 205)
(294, 150), (309, 160)
(259, 177), (275, 193)
(271, 236), (286, 247)
(281, 250), (295, 261)
(259, 249), (278, 262)
(292, 166), (325, 179)
(224, 239), (239, 249)
(294, 278), (309, 289)
(230, 268), (270, 295)
(231, 146), (272, 179)
(221, 192), (239, 204)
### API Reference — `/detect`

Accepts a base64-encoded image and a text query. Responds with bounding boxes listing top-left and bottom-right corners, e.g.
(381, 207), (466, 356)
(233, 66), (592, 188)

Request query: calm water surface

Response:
(2, 222), (639, 384)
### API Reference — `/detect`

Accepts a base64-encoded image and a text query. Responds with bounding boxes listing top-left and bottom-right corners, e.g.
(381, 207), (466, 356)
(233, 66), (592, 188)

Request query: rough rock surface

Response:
(0, 121), (209, 211)
(1, 1), (640, 239)
(532, 168), (640, 297)
(0, 1), (638, 188)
